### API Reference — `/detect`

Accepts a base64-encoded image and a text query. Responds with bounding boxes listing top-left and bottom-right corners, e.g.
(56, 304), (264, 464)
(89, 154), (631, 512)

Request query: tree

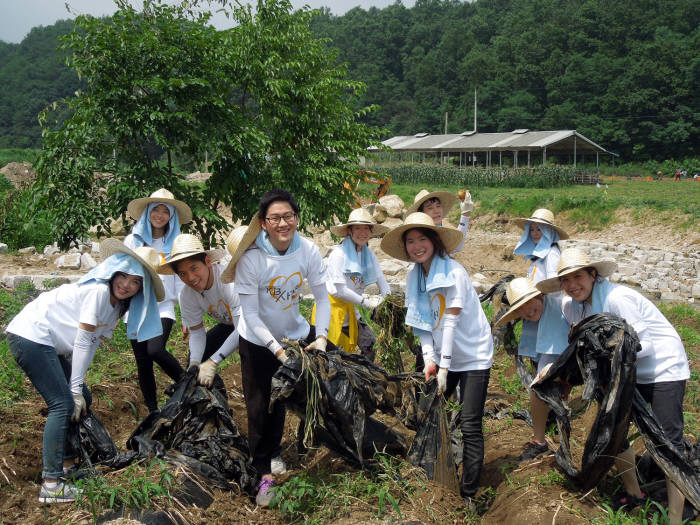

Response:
(35, 0), (381, 248)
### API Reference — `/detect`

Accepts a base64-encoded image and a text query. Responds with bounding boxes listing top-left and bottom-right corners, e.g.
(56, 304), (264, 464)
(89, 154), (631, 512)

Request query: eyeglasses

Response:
(265, 212), (298, 225)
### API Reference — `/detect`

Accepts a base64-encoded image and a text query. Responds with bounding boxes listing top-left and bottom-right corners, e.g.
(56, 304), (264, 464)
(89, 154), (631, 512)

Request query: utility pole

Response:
(445, 112), (448, 134)
(474, 88), (477, 133)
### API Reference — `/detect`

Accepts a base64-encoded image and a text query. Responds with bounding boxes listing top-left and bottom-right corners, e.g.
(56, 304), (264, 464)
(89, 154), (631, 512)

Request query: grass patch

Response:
(0, 148), (41, 166)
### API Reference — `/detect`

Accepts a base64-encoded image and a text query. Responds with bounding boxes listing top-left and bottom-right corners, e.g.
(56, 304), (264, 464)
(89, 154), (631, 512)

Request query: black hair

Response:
(584, 266), (599, 279)
(108, 272), (138, 317)
(402, 227), (448, 259)
(258, 188), (300, 219)
(171, 253), (208, 274)
(417, 197), (441, 213)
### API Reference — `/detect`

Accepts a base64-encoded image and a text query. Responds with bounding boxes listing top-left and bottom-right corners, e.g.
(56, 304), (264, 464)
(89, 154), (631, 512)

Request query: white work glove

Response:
(304, 336), (327, 352)
(197, 359), (218, 388)
(437, 368), (448, 395)
(423, 359), (437, 382)
(71, 393), (87, 423)
(276, 349), (290, 365)
(459, 190), (473, 214)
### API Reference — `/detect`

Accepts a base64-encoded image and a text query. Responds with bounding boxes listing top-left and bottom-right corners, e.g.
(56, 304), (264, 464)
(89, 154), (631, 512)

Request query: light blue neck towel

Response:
(340, 236), (377, 286)
(514, 222), (559, 261)
(518, 295), (571, 357)
(255, 230), (302, 256)
(131, 202), (180, 258)
(78, 253), (162, 342)
(405, 254), (455, 332)
(574, 276), (614, 315)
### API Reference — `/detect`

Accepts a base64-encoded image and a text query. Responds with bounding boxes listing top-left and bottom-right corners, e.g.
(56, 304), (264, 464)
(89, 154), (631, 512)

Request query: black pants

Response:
(637, 380), (686, 450)
(131, 318), (183, 412)
(200, 322), (236, 363)
(239, 336), (286, 477)
(444, 367), (491, 498)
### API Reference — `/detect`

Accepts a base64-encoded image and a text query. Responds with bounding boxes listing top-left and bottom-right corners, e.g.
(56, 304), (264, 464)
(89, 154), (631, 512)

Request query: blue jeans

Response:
(445, 367), (491, 498)
(7, 333), (92, 479)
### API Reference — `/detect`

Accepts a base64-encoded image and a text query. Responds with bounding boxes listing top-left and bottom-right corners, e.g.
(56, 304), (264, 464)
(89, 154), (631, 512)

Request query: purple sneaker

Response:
(255, 477), (276, 507)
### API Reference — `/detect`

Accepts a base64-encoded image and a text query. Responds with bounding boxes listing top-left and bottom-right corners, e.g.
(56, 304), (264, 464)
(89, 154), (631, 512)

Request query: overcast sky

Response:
(0, 0), (415, 43)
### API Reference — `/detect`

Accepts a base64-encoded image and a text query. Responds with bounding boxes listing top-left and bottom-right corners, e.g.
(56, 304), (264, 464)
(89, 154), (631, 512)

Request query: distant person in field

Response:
(407, 188), (473, 253)
(381, 212), (493, 509)
(494, 278), (570, 461)
(124, 188), (189, 414)
(537, 248), (690, 524)
(5, 240), (163, 504)
(233, 189), (331, 507)
(316, 207), (390, 360)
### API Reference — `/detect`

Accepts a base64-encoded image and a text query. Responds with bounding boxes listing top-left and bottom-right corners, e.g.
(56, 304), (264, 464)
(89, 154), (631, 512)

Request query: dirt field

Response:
(0, 213), (698, 525)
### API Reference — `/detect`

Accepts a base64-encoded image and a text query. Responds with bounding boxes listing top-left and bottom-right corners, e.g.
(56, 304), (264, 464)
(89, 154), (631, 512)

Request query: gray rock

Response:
(372, 204), (388, 223)
(380, 260), (406, 276)
(364, 203), (376, 216)
(55, 253), (82, 269)
(473, 273), (487, 282)
(80, 253), (97, 270)
(31, 275), (74, 290)
(660, 291), (684, 302)
(381, 217), (403, 229)
(18, 246), (37, 255)
(663, 252), (676, 262)
(91, 242), (101, 255)
(43, 244), (60, 256)
(641, 278), (659, 292)
(0, 243), (7, 253)
(378, 194), (405, 218)
(0, 275), (31, 288)
(692, 282), (700, 299)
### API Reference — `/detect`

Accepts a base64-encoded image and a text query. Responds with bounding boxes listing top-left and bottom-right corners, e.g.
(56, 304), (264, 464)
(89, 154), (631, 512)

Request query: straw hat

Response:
(221, 213), (261, 284)
(330, 207), (389, 238)
(512, 208), (569, 240)
(407, 189), (458, 216)
(380, 212), (464, 262)
(493, 278), (542, 328)
(101, 238), (165, 301)
(157, 234), (225, 275)
(536, 248), (618, 295)
(127, 188), (193, 225)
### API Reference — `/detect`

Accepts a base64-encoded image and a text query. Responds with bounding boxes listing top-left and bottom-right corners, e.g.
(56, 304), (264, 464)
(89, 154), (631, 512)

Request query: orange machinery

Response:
(344, 170), (392, 209)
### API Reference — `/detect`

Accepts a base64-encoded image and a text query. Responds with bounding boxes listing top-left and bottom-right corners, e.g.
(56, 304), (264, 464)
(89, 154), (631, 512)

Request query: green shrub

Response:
(0, 182), (54, 250)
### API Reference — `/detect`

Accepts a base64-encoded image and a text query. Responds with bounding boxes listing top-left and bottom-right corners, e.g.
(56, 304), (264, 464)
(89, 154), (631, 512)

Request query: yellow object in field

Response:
(312, 295), (359, 353)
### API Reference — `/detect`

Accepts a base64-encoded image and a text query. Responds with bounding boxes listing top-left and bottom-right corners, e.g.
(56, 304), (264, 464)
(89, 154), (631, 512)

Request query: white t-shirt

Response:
(236, 238), (328, 345)
(179, 262), (240, 327)
(124, 233), (184, 320)
(423, 260), (493, 371)
(6, 282), (120, 355)
(527, 245), (561, 284)
(561, 284), (689, 384)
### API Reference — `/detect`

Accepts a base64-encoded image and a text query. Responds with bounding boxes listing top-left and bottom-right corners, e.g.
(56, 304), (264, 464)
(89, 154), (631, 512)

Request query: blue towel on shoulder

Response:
(405, 255), (454, 331)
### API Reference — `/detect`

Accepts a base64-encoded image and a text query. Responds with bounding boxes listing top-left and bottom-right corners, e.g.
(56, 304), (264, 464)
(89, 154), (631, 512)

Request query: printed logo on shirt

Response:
(208, 300), (233, 323)
(349, 274), (364, 289)
(268, 272), (303, 310)
(157, 251), (167, 264)
(430, 293), (446, 330)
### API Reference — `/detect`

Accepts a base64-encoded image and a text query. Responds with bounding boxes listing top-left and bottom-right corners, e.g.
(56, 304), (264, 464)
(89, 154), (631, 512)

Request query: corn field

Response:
(380, 165), (576, 188)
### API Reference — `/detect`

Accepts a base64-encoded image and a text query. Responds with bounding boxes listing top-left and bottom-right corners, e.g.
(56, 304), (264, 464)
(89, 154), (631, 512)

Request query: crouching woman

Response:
(5, 239), (163, 504)
(380, 212), (493, 505)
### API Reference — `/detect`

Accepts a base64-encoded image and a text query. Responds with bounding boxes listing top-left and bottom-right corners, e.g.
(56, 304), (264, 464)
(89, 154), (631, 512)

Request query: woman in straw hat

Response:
(6, 239), (163, 504)
(124, 188), (192, 414)
(537, 248), (690, 523)
(494, 277), (570, 461)
(234, 189), (331, 507)
(158, 233), (240, 390)
(317, 207), (390, 359)
(408, 188), (474, 253)
(381, 212), (493, 505)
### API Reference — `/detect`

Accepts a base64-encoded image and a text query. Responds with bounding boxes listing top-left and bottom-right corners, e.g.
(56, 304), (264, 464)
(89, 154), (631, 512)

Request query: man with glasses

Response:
(234, 189), (331, 506)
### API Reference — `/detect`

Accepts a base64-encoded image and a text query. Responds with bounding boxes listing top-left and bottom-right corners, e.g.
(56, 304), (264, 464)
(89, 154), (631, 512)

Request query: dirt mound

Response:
(0, 162), (37, 188)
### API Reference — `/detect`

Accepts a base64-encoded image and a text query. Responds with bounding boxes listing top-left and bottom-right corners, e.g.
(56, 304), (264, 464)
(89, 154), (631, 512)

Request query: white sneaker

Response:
(271, 456), (287, 475)
(39, 481), (82, 503)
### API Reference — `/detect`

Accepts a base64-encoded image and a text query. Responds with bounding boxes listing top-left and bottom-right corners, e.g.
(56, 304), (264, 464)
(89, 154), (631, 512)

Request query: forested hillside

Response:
(0, 20), (80, 148)
(1, 0), (698, 160)
(312, 0), (699, 160)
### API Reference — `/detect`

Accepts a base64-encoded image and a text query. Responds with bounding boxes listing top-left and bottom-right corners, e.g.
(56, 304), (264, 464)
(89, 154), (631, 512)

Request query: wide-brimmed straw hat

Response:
(512, 208), (569, 240)
(157, 234), (224, 275)
(330, 207), (389, 238)
(127, 188), (193, 225)
(380, 212), (463, 262)
(536, 247), (618, 294)
(101, 238), (165, 301)
(220, 213), (261, 284)
(493, 278), (542, 328)
(407, 189), (458, 216)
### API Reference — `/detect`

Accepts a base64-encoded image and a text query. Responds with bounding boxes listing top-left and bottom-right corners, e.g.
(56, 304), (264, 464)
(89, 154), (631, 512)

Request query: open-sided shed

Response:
(371, 129), (614, 168)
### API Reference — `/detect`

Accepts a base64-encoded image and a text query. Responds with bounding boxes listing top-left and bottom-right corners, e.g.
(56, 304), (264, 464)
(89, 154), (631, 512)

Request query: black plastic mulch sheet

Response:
(405, 379), (459, 493)
(270, 349), (407, 466)
(531, 313), (700, 509)
(73, 368), (255, 493)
